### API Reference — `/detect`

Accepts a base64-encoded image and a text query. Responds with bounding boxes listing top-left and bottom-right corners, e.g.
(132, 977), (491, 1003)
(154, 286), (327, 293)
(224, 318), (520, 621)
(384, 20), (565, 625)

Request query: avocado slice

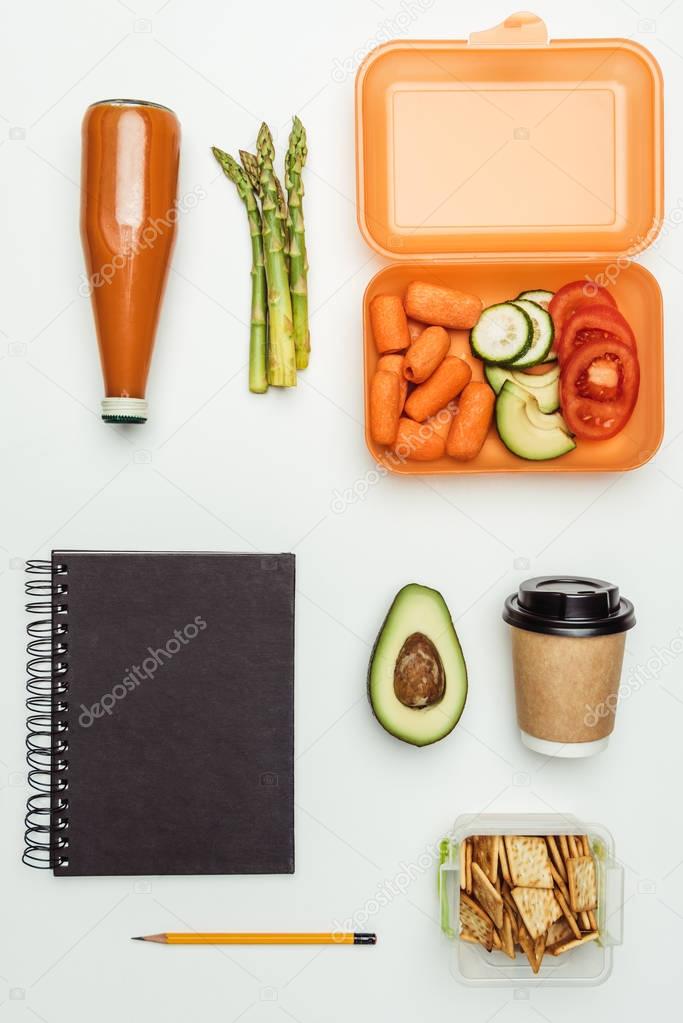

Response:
(484, 363), (560, 413)
(496, 381), (575, 461)
(367, 583), (468, 746)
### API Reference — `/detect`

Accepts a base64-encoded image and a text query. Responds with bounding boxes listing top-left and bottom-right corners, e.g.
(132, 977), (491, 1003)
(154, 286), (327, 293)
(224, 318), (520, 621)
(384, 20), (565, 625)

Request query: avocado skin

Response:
(367, 583), (468, 747)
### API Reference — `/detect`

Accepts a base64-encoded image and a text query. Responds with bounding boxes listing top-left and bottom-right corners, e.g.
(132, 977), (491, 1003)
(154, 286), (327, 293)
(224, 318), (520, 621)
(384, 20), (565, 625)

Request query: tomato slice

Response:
(556, 304), (636, 363)
(560, 338), (640, 441)
(549, 280), (616, 350)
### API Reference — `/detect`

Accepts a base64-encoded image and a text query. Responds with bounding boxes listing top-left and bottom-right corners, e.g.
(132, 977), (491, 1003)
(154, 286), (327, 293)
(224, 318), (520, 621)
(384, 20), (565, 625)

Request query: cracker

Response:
(459, 840), (467, 890)
(501, 882), (519, 922)
(501, 880), (516, 911)
(533, 931), (547, 972)
(460, 892), (494, 951)
(505, 836), (553, 889)
(588, 909), (597, 930)
(511, 886), (561, 941)
(498, 836), (512, 885)
(465, 839), (472, 894)
(473, 835), (499, 885)
(568, 834), (580, 859)
(549, 860), (569, 896)
(507, 904), (519, 945)
(517, 919), (535, 969)
(546, 918), (573, 947)
(460, 930), (479, 944)
(462, 838), (472, 896)
(554, 886), (582, 940)
(546, 835), (567, 881)
(500, 908), (515, 960)
(472, 862), (504, 930)
(559, 834), (570, 863)
(517, 919), (544, 974)
(567, 856), (597, 913)
(548, 930), (599, 956)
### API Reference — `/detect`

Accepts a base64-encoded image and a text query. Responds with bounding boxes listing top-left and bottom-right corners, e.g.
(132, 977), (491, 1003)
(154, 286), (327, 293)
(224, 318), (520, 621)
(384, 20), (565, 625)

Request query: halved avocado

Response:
(368, 583), (468, 746)
(496, 381), (575, 460)
(484, 363), (560, 413)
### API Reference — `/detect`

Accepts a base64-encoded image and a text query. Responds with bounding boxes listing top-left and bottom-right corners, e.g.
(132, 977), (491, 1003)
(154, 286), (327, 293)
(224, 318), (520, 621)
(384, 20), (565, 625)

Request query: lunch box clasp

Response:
(469, 11), (548, 47)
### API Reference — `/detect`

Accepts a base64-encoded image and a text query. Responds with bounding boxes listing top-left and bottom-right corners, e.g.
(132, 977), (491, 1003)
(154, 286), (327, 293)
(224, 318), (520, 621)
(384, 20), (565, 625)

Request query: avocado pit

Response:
(393, 632), (445, 708)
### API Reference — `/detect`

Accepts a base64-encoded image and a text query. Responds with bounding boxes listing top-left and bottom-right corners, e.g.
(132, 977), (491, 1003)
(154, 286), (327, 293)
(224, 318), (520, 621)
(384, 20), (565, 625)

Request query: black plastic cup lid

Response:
(503, 576), (636, 637)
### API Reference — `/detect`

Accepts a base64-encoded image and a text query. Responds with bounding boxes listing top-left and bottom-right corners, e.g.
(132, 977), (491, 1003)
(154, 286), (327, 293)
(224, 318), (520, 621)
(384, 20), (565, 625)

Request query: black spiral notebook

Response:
(24, 551), (295, 876)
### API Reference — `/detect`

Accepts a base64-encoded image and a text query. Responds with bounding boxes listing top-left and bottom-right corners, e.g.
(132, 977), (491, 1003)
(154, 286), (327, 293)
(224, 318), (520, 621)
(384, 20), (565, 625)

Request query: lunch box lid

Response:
(503, 575), (636, 636)
(355, 12), (663, 262)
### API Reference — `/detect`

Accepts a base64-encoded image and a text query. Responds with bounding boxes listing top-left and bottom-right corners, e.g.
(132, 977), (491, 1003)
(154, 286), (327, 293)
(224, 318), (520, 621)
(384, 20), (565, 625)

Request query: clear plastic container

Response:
(439, 814), (624, 987)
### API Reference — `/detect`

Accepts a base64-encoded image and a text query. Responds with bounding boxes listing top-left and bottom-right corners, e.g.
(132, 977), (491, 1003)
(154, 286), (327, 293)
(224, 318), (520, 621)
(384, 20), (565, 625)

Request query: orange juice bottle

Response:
(80, 99), (180, 423)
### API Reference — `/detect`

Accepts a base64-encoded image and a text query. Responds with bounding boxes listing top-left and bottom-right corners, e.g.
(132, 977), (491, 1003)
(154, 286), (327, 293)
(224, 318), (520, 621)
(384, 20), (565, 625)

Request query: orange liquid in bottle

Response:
(80, 100), (180, 423)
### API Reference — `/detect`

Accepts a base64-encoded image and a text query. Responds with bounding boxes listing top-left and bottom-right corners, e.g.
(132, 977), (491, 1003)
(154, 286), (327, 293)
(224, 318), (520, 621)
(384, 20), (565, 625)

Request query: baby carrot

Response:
(377, 354), (403, 374)
(429, 405), (453, 443)
(393, 418), (446, 462)
(404, 356), (471, 423)
(377, 354), (408, 411)
(369, 294), (410, 354)
(403, 325), (450, 383)
(407, 318), (423, 342)
(446, 381), (495, 461)
(405, 281), (482, 330)
(370, 369), (401, 444)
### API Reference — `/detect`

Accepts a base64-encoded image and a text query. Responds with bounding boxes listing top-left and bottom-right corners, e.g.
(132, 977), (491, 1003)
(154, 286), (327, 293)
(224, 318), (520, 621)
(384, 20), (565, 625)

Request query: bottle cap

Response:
(101, 397), (148, 424)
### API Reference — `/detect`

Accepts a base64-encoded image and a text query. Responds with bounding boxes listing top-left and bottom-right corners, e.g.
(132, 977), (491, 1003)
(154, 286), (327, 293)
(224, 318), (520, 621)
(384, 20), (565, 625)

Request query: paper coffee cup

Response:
(503, 577), (635, 758)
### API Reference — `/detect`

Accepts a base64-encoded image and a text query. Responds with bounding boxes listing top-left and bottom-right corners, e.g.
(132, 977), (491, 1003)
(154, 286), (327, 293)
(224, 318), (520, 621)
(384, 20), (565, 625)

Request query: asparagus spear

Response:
(285, 116), (310, 370)
(256, 123), (297, 387)
(239, 149), (259, 192)
(242, 150), (289, 264)
(274, 174), (290, 263)
(212, 146), (268, 393)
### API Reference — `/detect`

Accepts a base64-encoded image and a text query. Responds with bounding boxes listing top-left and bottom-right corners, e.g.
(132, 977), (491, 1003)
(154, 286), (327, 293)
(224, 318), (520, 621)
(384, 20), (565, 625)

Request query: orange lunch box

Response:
(356, 12), (664, 474)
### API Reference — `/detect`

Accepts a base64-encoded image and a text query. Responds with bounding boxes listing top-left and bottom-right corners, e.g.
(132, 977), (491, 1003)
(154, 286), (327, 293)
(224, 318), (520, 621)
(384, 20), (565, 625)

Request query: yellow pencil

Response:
(133, 932), (377, 945)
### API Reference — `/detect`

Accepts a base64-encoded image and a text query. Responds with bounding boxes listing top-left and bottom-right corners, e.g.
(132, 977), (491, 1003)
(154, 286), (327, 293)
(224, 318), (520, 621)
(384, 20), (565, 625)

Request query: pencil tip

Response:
(131, 936), (145, 941)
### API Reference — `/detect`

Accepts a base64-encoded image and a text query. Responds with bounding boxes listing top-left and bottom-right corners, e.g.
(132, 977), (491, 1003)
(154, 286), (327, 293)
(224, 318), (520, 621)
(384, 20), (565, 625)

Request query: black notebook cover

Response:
(26, 551), (295, 876)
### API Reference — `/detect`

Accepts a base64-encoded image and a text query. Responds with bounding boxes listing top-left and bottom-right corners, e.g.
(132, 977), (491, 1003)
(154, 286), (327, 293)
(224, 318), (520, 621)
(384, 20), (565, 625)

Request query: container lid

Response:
(355, 12), (663, 261)
(503, 576), (635, 637)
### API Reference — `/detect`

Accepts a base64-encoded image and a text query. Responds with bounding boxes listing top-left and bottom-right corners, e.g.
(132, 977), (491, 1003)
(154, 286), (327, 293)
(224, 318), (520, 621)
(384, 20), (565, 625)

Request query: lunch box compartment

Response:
(356, 13), (664, 475)
(364, 260), (662, 473)
(439, 814), (624, 987)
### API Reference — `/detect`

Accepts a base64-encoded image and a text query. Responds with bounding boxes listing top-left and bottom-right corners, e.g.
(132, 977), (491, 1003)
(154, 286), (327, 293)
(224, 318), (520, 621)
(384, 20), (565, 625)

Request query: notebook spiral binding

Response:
(24, 559), (70, 869)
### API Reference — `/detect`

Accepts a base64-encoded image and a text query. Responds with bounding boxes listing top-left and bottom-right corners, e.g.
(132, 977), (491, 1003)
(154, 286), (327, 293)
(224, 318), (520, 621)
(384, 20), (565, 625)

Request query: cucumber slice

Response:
(508, 300), (554, 368)
(516, 289), (554, 310)
(470, 303), (532, 365)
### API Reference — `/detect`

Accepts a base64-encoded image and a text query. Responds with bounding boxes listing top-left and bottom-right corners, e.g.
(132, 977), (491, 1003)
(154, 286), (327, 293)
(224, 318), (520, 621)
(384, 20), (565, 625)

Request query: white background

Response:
(1, 0), (682, 1020)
